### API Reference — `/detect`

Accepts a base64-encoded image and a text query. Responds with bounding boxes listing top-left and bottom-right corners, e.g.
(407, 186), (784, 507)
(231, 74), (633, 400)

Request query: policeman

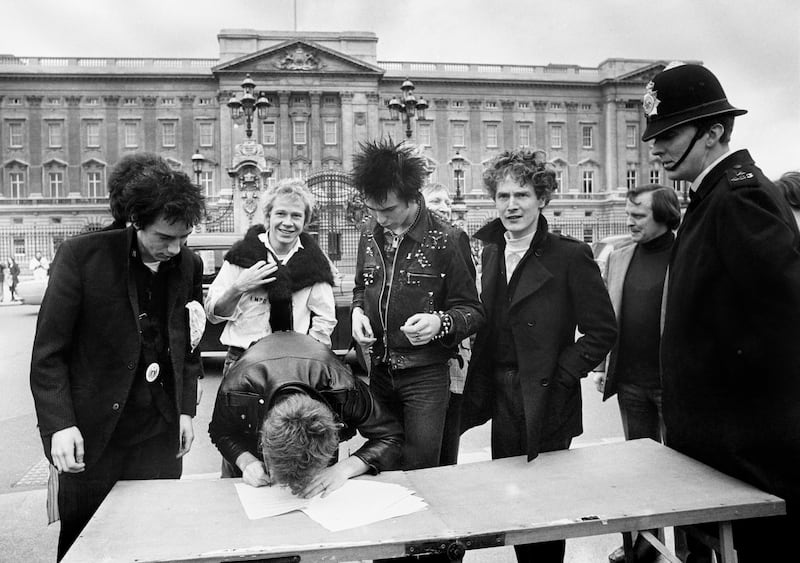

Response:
(647, 63), (800, 563)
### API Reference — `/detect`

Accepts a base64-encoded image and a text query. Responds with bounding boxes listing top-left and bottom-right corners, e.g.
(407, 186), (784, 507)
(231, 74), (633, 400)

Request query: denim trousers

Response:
(369, 362), (450, 470)
(616, 382), (664, 442)
(56, 430), (181, 560)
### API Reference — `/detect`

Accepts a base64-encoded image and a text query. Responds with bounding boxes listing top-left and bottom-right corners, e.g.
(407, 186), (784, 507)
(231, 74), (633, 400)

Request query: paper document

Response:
(235, 478), (427, 531)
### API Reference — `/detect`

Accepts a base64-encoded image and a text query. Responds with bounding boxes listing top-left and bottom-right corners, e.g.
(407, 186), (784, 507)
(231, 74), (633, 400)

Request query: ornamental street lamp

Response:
(191, 149), (204, 189)
(387, 78), (429, 139)
(451, 150), (468, 221)
(227, 73), (271, 139)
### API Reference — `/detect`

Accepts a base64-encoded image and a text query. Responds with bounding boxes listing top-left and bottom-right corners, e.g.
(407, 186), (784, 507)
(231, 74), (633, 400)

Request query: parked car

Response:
(187, 233), (354, 360)
(15, 277), (48, 306)
(591, 234), (633, 282)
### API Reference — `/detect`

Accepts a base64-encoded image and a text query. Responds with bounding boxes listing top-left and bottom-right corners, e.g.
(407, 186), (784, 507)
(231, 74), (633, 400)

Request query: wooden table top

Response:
(63, 439), (785, 563)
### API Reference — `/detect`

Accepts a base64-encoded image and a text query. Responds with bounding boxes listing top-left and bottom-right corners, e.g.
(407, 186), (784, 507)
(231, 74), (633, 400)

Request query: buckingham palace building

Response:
(0, 29), (678, 272)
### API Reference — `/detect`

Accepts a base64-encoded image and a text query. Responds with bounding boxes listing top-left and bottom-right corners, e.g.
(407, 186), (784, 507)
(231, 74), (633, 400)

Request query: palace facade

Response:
(0, 29), (677, 271)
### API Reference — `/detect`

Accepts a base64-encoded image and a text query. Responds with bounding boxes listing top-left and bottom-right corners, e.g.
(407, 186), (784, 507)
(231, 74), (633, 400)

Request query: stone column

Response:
(67, 96), (85, 193)
(366, 91), (380, 143)
(604, 96), (619, 191)
(340, 91), (354, 170)
(26, 96), (43, 195)
(179, 95), (195, 159)
(434, 99), (449, 184)
(310, 92), (321, 170)
(279, 91), (291, 177)
(142, 96), (158, 153)
(501, 99), (515, 150)
(533, 100), (548, 151)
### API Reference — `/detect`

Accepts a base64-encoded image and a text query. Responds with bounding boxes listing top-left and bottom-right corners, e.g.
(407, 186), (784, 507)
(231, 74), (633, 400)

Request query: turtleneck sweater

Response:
(615, 230), (674, 388)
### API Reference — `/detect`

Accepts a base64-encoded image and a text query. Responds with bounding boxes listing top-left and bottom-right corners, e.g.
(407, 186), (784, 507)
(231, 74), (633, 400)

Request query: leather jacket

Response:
(352, 199), (484, 370)
(209, 332), (403, 473)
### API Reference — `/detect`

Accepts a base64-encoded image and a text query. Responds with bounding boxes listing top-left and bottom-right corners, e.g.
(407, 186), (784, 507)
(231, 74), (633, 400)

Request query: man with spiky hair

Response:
(350, 138), (484, 471)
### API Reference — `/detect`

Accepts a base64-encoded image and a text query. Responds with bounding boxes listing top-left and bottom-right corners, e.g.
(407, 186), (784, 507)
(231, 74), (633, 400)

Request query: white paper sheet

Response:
(234, 479), (427, 531)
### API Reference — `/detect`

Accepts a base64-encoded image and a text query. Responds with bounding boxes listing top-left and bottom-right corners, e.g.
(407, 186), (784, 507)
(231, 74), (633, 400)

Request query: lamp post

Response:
(191, 149), (204, 190)
(387, 79), (429, 139)
(451, 151), (467, 222)
(227, 73), (271, 139)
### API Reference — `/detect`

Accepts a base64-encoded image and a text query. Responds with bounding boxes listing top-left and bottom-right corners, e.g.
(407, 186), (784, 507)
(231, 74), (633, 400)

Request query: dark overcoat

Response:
(30, 226), (204, 468)
(661, 149), (800, 506)
(461, 216), (617, 460)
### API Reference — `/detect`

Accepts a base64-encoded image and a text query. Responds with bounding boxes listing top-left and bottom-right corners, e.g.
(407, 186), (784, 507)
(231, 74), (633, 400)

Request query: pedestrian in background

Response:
(30, 158), (206, 560)
(461, 148), (617, 563)
(29, 251), (50, 280)
(592, 184), (680, 563)
(350, 139), (484, 471)
(421, 182), (476, 466)
(7, 257), (20, 301)
(773, 170), (800, 229)
(644, 62), (800, 562)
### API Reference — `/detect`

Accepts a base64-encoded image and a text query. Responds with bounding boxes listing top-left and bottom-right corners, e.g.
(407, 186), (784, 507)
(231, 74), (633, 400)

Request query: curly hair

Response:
(482, 149), (558, 203)
(263, 178), (316, 227)
(261, 393), (339, 495)
(351, 138), (427, 204)
(775, 171), (800, 210)
(107, 153), (174, 228)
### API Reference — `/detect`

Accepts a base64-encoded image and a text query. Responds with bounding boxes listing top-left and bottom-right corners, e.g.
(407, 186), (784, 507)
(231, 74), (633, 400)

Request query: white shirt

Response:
(504, 230), (535, 283)
(204, 234), (337, 349)
(690, 149), (731, 193)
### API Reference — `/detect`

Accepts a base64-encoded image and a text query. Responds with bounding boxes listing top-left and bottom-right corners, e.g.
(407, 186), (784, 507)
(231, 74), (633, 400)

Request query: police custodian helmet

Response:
(641, 63), (747, 142)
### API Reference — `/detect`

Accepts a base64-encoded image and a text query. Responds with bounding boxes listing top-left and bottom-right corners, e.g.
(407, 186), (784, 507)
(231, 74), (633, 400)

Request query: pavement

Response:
(0, 362), (656, 563)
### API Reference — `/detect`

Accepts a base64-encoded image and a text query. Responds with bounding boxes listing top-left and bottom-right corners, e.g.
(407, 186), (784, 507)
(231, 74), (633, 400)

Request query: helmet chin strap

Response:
(666, 127), (707, 171)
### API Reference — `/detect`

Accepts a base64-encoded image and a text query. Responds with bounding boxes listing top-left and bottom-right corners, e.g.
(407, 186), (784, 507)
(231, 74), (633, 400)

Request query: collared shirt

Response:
(205, 235), (336, 349)
(690, 149), (732, 193)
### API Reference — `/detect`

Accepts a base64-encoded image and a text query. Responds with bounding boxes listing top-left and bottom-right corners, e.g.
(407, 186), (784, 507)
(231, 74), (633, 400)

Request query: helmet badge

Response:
(643, 81), (661, 117)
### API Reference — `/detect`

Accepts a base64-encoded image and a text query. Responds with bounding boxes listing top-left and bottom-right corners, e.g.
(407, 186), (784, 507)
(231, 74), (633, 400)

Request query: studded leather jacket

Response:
(352, 200), (485, 370)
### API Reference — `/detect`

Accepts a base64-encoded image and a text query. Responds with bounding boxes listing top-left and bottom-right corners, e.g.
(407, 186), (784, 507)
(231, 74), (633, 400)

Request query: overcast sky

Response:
(2, 0), (797, 179)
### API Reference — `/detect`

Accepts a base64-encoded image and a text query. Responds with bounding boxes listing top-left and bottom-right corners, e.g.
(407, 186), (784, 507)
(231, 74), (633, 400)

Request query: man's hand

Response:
(233, 260), (278, 294)
(591, 372), (606, 393)
(50, 426), (85, 474)
(351, 307), (377, 346)
(177, 414), (194, 458)
(242, 460), (271, 488)
(300, 456), (369, 498)
(400, 313), (442, 346)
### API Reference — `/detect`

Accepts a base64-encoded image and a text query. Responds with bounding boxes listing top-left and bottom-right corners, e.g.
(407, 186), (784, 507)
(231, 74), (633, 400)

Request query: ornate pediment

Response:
(213, 40), (384, 76)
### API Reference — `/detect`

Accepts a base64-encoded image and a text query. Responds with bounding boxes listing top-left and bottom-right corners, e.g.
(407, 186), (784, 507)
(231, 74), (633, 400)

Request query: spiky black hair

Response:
(351, 138), (427, 203)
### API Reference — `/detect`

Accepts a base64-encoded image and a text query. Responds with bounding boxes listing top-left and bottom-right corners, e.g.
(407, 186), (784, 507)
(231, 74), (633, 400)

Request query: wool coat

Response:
(461, 216), (617, 460)
(30, 227), (204, 468)
(661, 149), (800, 506)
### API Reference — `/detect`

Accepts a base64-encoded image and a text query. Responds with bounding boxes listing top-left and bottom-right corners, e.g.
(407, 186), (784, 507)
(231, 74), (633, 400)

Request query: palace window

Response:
(550, 124), (563, 149)
(626, 124), (638, 147)
(650, 168), (661, 184)
(626, 166), (638, 190)
(8, 122), (24, 147)
(582, 169), (595, 193)
(452, 122), (466, 147)
(86, 121), (100, 147)
(293, 120), (307, 145)
(486, 123), (499, 148)
(200, 171), (214, 197)
(9, 172), (26, 198)
(161, 121), (176, 147)
(48, 122), (63, 148)
(87, 171), (104, 198)
(47, 171), (65, 199)
(199, 122), (213, 147)
(123, 122), (139, 148)
(582, 125), (594, 149)
(323, 120), (337, 145)
(518, 124), (531, 148)
(261, 121), (276, 145)
(417, 122), (432, 147)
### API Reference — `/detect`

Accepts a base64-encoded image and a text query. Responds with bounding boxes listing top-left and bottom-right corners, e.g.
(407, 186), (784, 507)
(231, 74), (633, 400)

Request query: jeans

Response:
(616, 382), (664, 442)
(439, 392), (463, 465)
(56, 430), (181, 560)
(491, 366), (570, 563)
(369, 362), (450, 470)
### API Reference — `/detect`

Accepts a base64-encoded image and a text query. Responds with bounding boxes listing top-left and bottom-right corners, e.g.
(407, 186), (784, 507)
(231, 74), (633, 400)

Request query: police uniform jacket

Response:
(352, 198), (484, 370)
(30, 226), (203, 468)
(461, 215), (617, 459)
(209, 331), (403, 474)
(661, 149), (800, 506)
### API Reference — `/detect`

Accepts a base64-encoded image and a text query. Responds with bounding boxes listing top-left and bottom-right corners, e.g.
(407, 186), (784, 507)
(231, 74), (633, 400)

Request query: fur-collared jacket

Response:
(205, 225), (337, 348)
